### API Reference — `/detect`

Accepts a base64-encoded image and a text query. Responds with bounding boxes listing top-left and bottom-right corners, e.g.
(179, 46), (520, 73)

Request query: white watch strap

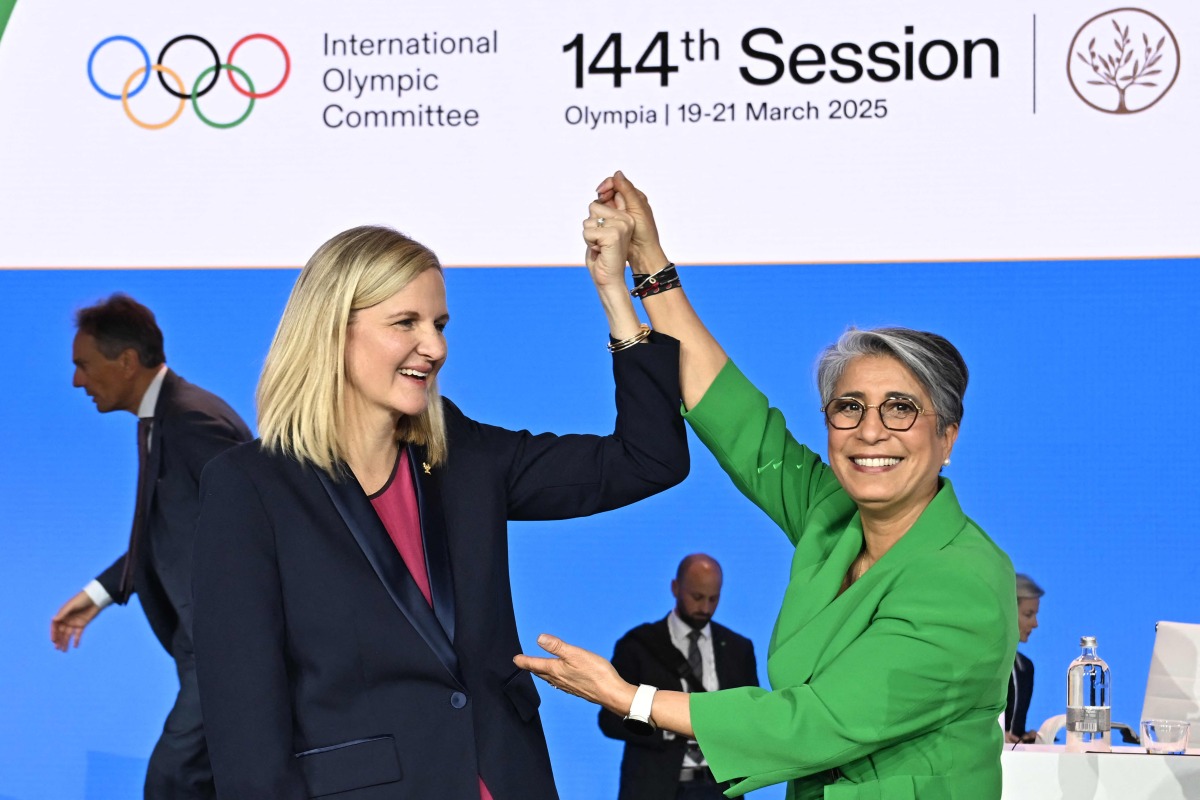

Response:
(628, 684), (658, 722)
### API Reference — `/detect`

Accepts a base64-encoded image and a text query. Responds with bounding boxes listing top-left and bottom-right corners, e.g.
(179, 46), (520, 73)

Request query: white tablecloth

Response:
(1002, 745), (1200, 799)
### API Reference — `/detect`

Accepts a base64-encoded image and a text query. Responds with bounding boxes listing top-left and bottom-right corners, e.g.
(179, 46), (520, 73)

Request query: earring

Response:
(942, 458), (951, 467)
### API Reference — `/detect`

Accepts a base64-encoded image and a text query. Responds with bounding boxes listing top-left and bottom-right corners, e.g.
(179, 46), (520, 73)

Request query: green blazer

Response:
(684, 362), (1016, 800)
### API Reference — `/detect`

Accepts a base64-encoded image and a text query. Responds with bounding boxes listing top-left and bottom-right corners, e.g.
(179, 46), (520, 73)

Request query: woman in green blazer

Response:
(517, 173), (1017, 799)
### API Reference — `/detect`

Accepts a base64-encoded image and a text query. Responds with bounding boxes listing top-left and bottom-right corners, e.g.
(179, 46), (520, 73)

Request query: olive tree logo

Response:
(1067, 8), (1179, 114)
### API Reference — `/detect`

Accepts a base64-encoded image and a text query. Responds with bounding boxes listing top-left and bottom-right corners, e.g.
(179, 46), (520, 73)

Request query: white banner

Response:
(0, 0), (1195, 267)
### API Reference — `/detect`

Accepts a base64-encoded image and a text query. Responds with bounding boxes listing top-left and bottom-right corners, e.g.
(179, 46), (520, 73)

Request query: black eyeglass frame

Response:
(821, 396), (931, 431)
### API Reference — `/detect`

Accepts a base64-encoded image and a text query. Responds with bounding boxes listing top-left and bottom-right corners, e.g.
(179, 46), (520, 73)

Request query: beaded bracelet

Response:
(607, 324), (652, 353)
(630, 263), (681, 299)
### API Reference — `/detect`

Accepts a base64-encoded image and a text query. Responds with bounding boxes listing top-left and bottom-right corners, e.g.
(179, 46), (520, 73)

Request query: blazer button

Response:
(450, 691), (468, 709)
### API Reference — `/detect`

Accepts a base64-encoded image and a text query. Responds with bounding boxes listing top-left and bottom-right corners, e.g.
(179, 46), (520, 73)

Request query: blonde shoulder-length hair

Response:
(258, 225), (448, 473)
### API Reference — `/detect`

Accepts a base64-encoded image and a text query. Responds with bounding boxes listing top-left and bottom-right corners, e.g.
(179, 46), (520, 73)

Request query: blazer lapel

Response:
(780, 514), (864, 637)
(856, 477), (966, 578)
(650, 618), (683, 689)
(769, 478), (969, 688)
(408, 445), (456, 646)
(139, 378), (173, 522)
(712, 623), (729, 690)
(315, 467), (464, 687)
(652, 617), (674, 655)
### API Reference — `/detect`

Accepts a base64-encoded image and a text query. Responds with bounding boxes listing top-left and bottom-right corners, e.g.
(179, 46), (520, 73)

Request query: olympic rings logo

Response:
(87, 34), (290, 130)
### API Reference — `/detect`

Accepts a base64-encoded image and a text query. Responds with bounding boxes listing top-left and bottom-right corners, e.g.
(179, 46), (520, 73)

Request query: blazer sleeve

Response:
(690, 555), (1012, 795)
(192, 451), (308, 799)
(459, 332), (689, 520)
(682, 360), (844, 546)
(96, 555), (125, 599)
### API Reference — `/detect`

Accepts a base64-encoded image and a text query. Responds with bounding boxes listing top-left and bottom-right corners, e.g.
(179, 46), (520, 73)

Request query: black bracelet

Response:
(630, 263), (681, 298)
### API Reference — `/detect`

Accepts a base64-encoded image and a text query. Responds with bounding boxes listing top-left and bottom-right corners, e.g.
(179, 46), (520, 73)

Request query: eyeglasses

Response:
(822, 396), (930, 431)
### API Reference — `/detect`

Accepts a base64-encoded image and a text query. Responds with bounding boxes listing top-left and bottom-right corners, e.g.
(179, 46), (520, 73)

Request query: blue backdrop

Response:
(2, 260), (1197, 798)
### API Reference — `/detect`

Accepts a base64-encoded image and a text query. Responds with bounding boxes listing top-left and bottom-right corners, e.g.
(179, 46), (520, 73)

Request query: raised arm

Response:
(595, 171), (728, 410)
(582, 186), (642, 343)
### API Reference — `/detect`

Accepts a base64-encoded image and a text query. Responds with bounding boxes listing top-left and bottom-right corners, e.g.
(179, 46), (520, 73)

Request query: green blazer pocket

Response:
(294, 735), (402, 797)
(825, 773), (953, 800)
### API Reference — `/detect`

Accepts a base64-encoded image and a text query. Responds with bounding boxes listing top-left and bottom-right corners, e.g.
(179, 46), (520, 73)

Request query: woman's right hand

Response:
(596, 171), (670, 274)
(595, 171), (729, 409)
(515, 634), (696, 738)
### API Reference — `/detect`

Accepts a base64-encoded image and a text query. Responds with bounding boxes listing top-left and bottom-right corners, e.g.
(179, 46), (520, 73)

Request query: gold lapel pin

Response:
(423, 462), (432, 475)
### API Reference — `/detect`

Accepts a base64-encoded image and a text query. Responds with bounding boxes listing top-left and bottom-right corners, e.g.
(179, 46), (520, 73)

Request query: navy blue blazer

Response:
(96, 370), (251, 654)
(192, 334), (688, 800)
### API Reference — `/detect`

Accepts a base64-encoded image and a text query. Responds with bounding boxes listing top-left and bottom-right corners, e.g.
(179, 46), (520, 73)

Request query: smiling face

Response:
(343, 268), (449, 431)
(827, 355), (958, 522)
(1017, 597), (1040, 643)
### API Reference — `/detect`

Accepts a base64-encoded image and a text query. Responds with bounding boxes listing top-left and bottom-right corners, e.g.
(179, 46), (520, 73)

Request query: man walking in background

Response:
(600, 554), (758, 800)
(50, 294), (251, 799)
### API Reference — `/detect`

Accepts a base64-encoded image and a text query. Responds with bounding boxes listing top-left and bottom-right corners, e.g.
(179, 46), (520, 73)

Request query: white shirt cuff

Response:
(84, 580), (114, 609)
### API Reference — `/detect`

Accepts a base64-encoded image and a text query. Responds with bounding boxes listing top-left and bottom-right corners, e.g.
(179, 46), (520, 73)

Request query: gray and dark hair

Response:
(816, 327), (968, 435)
(75, 293), (166, 368)
(1015, 573), (1045, 600)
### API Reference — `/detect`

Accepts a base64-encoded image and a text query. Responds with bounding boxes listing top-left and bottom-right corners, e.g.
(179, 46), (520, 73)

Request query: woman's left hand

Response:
(514, 634), (636, 714)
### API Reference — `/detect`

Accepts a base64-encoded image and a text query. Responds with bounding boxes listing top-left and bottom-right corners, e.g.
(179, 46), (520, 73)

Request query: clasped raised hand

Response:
(582, 199), (634, 290)
(596, 171), (668, 274)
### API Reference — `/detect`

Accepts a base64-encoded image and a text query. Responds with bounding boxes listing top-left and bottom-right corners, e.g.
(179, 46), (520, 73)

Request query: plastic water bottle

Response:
(1066, 636), (1111, 752)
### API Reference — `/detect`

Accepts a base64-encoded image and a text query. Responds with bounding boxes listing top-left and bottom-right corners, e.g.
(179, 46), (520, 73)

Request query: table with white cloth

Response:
(1001, 744), (1200, 799)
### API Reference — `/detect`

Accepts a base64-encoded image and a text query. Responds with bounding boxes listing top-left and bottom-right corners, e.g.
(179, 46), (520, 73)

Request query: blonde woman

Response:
(192, 215), (687, 799)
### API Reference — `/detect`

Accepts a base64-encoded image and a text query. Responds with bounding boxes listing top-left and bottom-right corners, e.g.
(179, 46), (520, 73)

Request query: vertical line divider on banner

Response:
(1032, 14), (1038, 114)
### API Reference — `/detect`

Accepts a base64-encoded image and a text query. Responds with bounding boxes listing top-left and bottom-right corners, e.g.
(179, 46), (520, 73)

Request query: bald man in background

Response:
(599, 554), (758, 800)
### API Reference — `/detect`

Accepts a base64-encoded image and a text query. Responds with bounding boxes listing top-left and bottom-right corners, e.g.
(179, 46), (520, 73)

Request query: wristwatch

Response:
(622, 684), (658, 736)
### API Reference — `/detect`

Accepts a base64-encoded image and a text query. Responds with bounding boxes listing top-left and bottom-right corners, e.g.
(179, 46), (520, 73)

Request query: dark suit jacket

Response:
(192, 334), (689, 800)
(1004, 651), (1035, 738)
(598, 617), (758, 800)
(96, 370), (251, 655)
